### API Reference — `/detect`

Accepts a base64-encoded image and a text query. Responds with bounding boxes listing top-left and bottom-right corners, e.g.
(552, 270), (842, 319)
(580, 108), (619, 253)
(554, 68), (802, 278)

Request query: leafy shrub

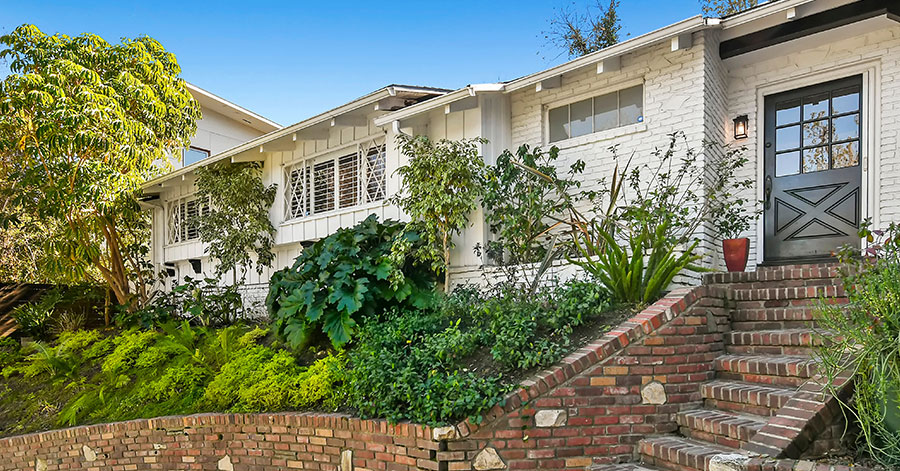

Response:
(121, 277), (244, 328)
(345, 278), (612, 424)
(481, 144), (587, 287)
(346, 306), (506, 425)
(391, 135), (487, 291)
(267, 215), (436, 348)
(517, 133), (750, 305)
(11, 293), (59, 339)
(817, 221), (900, 467)
(203, 347), (345, 412)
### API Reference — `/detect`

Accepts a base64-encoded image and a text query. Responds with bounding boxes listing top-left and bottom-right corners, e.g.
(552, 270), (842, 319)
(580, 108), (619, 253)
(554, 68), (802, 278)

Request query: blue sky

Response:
(2, 0), (703, 126)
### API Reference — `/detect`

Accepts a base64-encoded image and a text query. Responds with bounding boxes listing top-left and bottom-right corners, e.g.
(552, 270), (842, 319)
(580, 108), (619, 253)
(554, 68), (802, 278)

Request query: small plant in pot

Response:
(707, 147), (758, 272)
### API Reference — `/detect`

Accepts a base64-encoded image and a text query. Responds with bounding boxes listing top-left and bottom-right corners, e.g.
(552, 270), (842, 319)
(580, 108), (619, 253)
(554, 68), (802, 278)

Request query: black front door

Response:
(763, 76), (863, 262)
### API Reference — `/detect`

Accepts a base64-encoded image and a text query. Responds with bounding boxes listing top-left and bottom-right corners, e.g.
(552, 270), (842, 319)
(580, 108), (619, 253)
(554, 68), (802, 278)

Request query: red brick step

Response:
(714, 354), (817, 387)
(701, 380), (795, 416)
(726, 329), (822, 355)
(638, 435), (737, 471)
(675, 409), (765, 447)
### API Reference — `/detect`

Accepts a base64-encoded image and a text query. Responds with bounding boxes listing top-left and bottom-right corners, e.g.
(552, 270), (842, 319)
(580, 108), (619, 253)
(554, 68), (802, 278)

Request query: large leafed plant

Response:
(0, 25), (200, 306)
(267, 215), (436, 348)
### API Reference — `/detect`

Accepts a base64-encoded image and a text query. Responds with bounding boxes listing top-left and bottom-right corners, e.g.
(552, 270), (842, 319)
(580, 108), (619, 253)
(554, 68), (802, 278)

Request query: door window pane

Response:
(569, 98), (593, 138)
(776, 100), (801, 126)
(776, 125), (800, 151)
(802, 119), (829, 147)
(619, 85), (643, 125)
(832, 114), (859, 142)
(593, 93), (618, 132)
(832, 141), (859, 169)
(803, 93), (829, 120)
(775, 151), (800, 177)
(831, 87), (860, 115)
(802, 146), (829, 173)
(548, 107), (569, 143)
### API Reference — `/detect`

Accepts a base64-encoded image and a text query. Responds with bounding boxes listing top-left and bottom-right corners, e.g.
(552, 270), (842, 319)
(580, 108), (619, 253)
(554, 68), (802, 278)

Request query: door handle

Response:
(764, 175), (773, 210)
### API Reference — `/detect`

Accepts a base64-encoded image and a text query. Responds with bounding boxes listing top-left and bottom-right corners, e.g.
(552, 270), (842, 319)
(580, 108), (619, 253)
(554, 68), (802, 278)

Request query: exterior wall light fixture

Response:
(733, 115), (749, 139)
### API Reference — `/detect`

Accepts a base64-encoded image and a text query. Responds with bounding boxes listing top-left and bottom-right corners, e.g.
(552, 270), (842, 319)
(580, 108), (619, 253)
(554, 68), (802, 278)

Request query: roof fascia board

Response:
(373, 88), (478, 126)
(185, 82), (282, 131)
(502, 15), (710, 93)
(719, 0), (818, 28)
(145, 86), (445, 188)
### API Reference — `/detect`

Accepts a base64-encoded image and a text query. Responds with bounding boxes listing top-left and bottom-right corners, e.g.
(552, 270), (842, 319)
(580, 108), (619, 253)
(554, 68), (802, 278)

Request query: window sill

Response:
(164, 239), (202, 249)
(548, 123), (648, 150)
(279, 200), (387, 228)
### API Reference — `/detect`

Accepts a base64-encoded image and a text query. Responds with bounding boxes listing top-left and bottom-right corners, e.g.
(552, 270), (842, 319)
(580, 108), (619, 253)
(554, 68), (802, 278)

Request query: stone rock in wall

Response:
(340, 449), (352, 471)
(534, 409), (567, 427)
(217, 455), (234, 471)
(473, 447), (506, 470)
(641, 381), (667, 405)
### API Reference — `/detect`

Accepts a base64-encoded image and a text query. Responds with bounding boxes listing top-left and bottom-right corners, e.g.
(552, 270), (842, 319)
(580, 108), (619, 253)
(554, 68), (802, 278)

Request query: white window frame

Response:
(166, 194), (210, 245)
(283, 137), (387, 221)
(543, 79), (645, 146)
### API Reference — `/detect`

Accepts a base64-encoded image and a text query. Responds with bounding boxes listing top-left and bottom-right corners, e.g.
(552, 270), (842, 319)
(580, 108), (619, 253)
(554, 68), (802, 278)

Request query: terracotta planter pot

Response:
(723, 237), (750, 272)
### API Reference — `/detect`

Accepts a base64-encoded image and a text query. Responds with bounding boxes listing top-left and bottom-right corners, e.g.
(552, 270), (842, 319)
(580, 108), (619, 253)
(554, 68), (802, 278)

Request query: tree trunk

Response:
(442, 231), (451, 293)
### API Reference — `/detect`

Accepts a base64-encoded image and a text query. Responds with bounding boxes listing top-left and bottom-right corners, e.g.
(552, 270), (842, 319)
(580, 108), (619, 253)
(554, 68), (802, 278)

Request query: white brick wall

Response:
(725, 23), (900, 268)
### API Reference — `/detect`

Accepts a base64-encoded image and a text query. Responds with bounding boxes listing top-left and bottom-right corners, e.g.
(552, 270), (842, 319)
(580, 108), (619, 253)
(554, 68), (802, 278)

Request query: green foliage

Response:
(195, 161), (277, 282)
(701, 0), (758, 17)
(0, 25), (200, 306)
(120, 277), (244, 328)
(11, 298), (56, 340)
(517, 133), (749, 305)
(268, 215), (436, 348)
(482, 144), (588, 287)
(817, 221), (900, 467)
(707, 147), (759, 240)
(545, 0), (622, 58)
(392, 135), (487, 291)
(345, 279), (612, 424)
(0, 338), (23, 371)
(202, 347), (345, 413)
(0, 323), (348, 428)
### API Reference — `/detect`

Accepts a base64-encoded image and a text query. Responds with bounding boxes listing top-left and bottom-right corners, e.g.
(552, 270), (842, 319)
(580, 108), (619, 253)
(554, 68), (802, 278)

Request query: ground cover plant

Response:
(817, 221), (900, 467)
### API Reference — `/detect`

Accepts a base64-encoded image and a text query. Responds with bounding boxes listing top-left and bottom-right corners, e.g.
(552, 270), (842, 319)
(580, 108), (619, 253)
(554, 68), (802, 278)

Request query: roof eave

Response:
(143, 85), (450, 189)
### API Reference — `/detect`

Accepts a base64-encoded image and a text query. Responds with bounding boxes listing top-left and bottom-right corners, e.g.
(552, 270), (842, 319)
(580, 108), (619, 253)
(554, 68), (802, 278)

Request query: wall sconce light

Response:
(733, 115), (749, 139)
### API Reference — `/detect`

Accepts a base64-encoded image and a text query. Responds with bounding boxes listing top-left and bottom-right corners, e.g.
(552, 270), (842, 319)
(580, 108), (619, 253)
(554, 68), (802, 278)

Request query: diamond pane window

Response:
(284, 138), (388, 221)
(167, 196), (210, 244)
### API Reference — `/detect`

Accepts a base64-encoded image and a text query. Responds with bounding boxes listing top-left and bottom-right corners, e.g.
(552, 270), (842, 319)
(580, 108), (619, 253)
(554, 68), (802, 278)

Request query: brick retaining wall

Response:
(0, 413), (439, 471)
(4, 282), (844, 471)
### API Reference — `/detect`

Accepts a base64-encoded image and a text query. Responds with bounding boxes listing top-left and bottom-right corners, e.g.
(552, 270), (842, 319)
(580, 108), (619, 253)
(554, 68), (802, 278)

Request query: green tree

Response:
(0, 25), (201, 306)
(195, 161), (277, 283)
(392, 135), (486, 292)
(545, 0), (623, 58)
(700, 0), (757, 16)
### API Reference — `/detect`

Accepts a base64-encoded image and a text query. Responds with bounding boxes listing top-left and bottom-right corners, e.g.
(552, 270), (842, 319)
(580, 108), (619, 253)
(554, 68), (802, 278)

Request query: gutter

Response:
(502, 15), (716, 93)
(375, 15), (719, 125)
(372, 84), (504, 127)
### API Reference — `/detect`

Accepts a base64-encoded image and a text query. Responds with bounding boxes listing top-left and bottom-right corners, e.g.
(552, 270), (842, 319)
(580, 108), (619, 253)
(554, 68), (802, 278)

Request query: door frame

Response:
(753, 60), (881, 265)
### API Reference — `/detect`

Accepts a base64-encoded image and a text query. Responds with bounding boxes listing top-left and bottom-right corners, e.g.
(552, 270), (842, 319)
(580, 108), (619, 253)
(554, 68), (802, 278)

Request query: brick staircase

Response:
(592, 264), (850, 471)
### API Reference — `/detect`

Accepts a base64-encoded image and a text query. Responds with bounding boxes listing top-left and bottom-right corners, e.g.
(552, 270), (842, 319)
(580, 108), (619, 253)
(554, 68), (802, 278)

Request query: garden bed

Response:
(0, 279), (631, 438)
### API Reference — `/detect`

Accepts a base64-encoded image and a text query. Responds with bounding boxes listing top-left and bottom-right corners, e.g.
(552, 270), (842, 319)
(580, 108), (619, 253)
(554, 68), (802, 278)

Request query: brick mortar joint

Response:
(453, 284), (714, 438)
